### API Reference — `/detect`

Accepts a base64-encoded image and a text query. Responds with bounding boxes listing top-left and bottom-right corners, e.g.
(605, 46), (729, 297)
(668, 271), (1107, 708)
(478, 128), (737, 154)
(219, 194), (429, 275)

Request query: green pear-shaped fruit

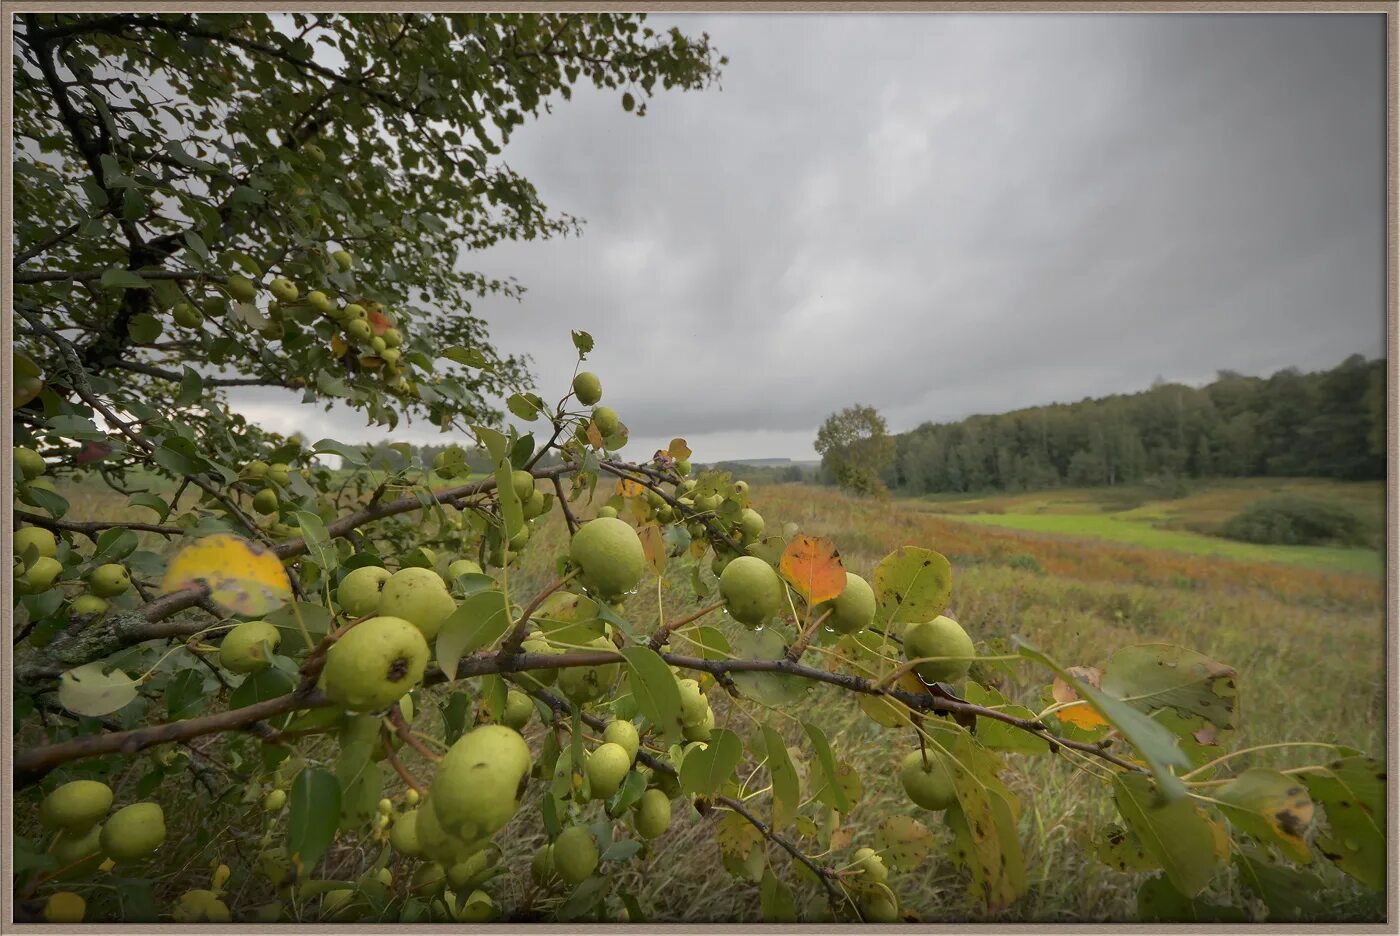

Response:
(586, 742), (632, 799)
(531, 843), (555, 884)
(307, 290), (332, 315)
(347, 319), (372, 342)
(682, 704), (714, 742)
(378, 567), (456, 640)
(596, 505), (618, 519)
(390, 808), (423, 856)
(591, 406), (620, 437)
(454, 889), (493, 923)
(602, 720), (639, 761)
(15, 447), (45, 479)
(430, 725), (532, 842)
(446, 848), (494, 890)
(332, 249), (353, 271)
(219, 619), (281, 673)
(903, 615), (975, 684)
(553, 826), (598, 885)
(569, 517), (646, 600)
(410, 862), (447, 897)
(446, 558), (483, 582)
(52, 822), (103, 866)
(241, 459), (269, 481)
(677, 678), (708, 727)
(18, 555), (63, 594)
(900, 749), (958, 810)
(267, 463), (291, 487)
(252, 488), (279, 514)
(414, 796), (481, 866)
(172, 302), (204, 328)
(510, 469), (535, 501)
(572, 372), (602, 406)
(70, 594), (109, 619)
(39, 780), (113, 832)
(860, 889), (899, 923)
(226, 274), (258, 302)
(816, 572), (876, 634)
(337, 565), (391, 617)
(852, 846), (888, 885)
(719, 556), (785, 627)
(633, 788), (672, 839)
(172, 889), (231, 923)
(14, 526), (57, 560)
(263, 789), (287, 811)
(88, 563), (131, 598)
(100, 802), (165, 861)
(321, 616), (429, 712)
(501, 690), (534, 730)
(737, 508), (764, 541)
(557, 635), (621, 704)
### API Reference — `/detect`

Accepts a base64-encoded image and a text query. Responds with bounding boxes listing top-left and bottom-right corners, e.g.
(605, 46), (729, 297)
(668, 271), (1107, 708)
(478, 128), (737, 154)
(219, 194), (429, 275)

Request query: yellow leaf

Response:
(667, 437), (692, 460)
(778, 534), (845, 606)
(160, 533), (292, 616)
(615, 478), (645, 499)
(1052, 666), (1110, 730)
(638, 523), (667, 576)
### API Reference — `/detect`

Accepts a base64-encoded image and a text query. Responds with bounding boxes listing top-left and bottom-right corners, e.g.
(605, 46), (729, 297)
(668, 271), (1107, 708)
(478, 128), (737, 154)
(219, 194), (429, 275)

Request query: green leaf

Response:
(100, 268), (150, 290)
(336, 735), (383, 831)
(1296, 756), (1385, 891)
(164, 669), (206, 720)
(265, 602), (332, 655)
(1233, 848), (1326, 922)
(128, 493), (171, 520)
(1018, 638), (1189, 801)
(1214, 768), (1314, 862)
(1112, 772), (1226, 898)
(1100, 643), (1237, 732)
(875, 814), (935, 871)
(1084, 823), (1159, 873)
(804, 723), (850, 812)
(476, 426), (523, 538)
(507, 392), (540, 422)
(443, 346), (488, 368)
(288, 767), (341, 874)
(730, 628), (807, 706)
(759, 868), (796, 922)
(435, 590), (508, 680)
(679, 727), (742, 798)
(295, 511), (336, 573)
(1136, 874), (1247, 923)
(942, 732), (1026, 909)
(127, 313), (162, 343)
(962, 683), (1051, 755)
(619, 646), (684, 742)
(572, 330), (594, 358)
(229, 667), (294, 710)
(91, 527), (139, 565)
(762, 725), (799, 830)
(872, 546), (952, 625)
(58, 662), (138, 716)
(176, 366), (204, 406)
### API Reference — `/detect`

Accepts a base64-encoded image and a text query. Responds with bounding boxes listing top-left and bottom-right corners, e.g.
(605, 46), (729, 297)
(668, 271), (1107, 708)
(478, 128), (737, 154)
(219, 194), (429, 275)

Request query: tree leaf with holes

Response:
(58, 662), (139, 716)
(1296, 756), (1385, 891)
(1214, 768), (1314, 863)
(1112, 772), (1227, 898)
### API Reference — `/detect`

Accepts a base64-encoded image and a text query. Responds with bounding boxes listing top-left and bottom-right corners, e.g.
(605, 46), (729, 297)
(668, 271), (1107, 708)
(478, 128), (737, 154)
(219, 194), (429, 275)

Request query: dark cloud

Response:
(230, 13), (1384, 460)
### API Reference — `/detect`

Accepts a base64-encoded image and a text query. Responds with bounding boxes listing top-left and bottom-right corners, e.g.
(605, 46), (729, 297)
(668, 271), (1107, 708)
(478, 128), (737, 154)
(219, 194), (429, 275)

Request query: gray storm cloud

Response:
(227, 12), (1384, 461)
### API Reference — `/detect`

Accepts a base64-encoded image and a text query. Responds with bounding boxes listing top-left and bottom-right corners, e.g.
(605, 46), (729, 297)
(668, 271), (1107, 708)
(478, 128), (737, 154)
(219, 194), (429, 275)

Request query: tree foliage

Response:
(889, 355), (1385, 495)
(8, 13), (1385, 927)
(814, 404), (896, 497)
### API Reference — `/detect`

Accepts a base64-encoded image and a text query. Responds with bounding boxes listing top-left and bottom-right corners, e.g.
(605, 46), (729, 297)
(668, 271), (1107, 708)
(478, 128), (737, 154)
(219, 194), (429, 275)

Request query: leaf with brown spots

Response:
(1100, 643), (1237, 735)
(1296, 756), (1385, 891)
(1215, 768), (1314, 863)
(778, 533), (845, 606)
(1084, 823), (1160, 873)
(160, 533), (292, 616)
(942, 732), (1026, 911)
(1113, 772), (1227, 898)
(872, 546), (952, 625)
(874, 815), (934, 871)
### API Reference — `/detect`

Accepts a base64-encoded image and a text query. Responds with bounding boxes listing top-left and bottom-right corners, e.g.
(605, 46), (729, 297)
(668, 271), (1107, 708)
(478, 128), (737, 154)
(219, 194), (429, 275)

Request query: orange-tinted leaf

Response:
(668, 437), (692, 461)
(368, 309), (391, 336)
(614, 478), (645, 499)
(330, 335), (349, 358)
(1052, 665), (1109, 729)
(778, 534), (844, 605)
(160, 533), (292, 616)
(638, 523), (667, 576)
(586, 421), (604, 450)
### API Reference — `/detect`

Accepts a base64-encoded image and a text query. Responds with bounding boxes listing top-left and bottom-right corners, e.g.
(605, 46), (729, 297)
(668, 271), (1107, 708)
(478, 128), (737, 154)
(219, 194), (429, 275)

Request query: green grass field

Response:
(915, 478), (1385, 575)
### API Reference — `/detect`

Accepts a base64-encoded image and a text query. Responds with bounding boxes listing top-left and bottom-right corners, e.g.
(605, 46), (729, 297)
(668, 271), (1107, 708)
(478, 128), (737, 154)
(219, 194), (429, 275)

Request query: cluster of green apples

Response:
(35, 780), (168, 920)
(13, 443), (60, 516)
(169, 864), (234, 923)
(14, 503), (137, 642)
(239, 457), (302, 521)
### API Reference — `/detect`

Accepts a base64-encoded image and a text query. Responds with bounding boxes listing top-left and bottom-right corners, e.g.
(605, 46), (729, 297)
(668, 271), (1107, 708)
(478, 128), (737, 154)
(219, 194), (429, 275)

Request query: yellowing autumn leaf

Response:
(778, 534), (845, 606)
(161, 533), (292, 616)
(1052, 665), (1110, 730)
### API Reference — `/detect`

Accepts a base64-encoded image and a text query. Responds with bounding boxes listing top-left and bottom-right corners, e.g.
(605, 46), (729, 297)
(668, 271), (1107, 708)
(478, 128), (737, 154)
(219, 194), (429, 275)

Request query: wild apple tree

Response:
(10, 12), (1384, 925)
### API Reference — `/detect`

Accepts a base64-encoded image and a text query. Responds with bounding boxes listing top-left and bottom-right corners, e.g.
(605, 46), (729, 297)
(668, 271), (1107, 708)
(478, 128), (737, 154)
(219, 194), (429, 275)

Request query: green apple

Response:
(737, 508), (764, 541)
(573, 372), (602, 405)
(39, 779), (113, 832)
(172, 302), (204, 328)
(602, 719), (639, 761)
(241, 459), (269, 481)
(344, 303), (368, 320)
(71, 594), (109, 619)
(378, 567), (456, 640)
(382, 327), (402, 348)
(267, 462), (291, 487)
(307, 290), (333, 315)
(332, 249), (353, 271)
(552, 826), (598, 885)
(903, 615), (975, 684)
(253, 488), (279, 514)
(88, 563), (131, 597)
(899, 748), (958, 810)
(586, 742), (632, 799)
(14, 525), (57, 561)
(816, 572), (877, 634)
(591, 406), (620, 437)
(633, 788), (671, 839)
(15, 446), (46, 479)
(20, 555), (63, 593)
(220, 619), (281, 673)
(100, 802), (166, 861)
(337, 565), (391, 617)
(347, 319), (372, 342)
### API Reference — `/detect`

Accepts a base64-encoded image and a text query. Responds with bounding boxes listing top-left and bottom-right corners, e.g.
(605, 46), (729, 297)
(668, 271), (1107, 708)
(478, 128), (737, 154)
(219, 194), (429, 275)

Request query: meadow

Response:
(20, 475), (1387, 923)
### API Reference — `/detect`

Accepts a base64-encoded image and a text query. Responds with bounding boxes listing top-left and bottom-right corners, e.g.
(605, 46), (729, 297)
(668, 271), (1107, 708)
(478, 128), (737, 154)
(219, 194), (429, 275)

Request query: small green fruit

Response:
(501, 690), (533, 730)
(586, 742), (632, 799)
(557, 636), (621, 704)
(852, 846), (888, 884)
(602, 720), (639, 761)
(14, 526), (57, 560)
(20, 555), (63, 593)
(15, 446), (46, 479)
(530, 843), (555, 884)
(263, 789), (287, 811)
(347, 319), (372, 342)
(719, 556), (785, 627)
(633, 788), (672, 839)
(569, 517), (647, 600)
(389, 808), (422, 856)
(596, 505), (618, 519)
(860, 890), (899, 923)
(591, 406), (620, 437)
(44, 892), (85, 924)
(226, 274), (258, 303)
(737, 508), (764, 541)
(446, 558), (483, 581)
(39, 780), (113, 832)
(100, 802), (166, 861)
(252, 488), (279, 514)
(52, 822), (103, 866)
(899, 749), (958, 811)
(903, 615), (975, 684)
(573, 372), (602, 405)
(172, 889), (231, 923)
(71, 594), (109, 619)
(817, 572), (877, 634)
(337, 565), (391, 618)
(430, 725), (532, 842)
(307, 290), (332, 315)
(378, 567), (456, 640)
(553, 826), (598, 885)
(88, 563), (131, 598)
(270, 278), (299, 303)
(321, 616), (429, 712)
(220, 619), (281, 673)
(332, 249), (353, 271)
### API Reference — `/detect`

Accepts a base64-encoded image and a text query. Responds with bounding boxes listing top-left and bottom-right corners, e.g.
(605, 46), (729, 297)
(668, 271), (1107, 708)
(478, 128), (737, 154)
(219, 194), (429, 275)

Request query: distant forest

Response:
(884, 354), (1386, 495)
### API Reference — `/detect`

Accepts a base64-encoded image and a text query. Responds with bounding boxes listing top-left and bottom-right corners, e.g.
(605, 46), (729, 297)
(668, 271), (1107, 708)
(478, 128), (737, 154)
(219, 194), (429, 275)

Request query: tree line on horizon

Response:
(879, 353), (1385, 495)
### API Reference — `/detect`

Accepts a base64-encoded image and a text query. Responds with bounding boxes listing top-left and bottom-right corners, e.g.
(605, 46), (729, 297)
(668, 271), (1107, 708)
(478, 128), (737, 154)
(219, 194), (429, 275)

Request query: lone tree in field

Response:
(815, 404), (896, 497)
(10, 12), (1384, 926)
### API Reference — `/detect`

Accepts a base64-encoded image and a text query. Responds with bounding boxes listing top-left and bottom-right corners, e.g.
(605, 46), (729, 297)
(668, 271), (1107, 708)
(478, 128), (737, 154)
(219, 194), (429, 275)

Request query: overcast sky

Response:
(229, 13), (1385, 462)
